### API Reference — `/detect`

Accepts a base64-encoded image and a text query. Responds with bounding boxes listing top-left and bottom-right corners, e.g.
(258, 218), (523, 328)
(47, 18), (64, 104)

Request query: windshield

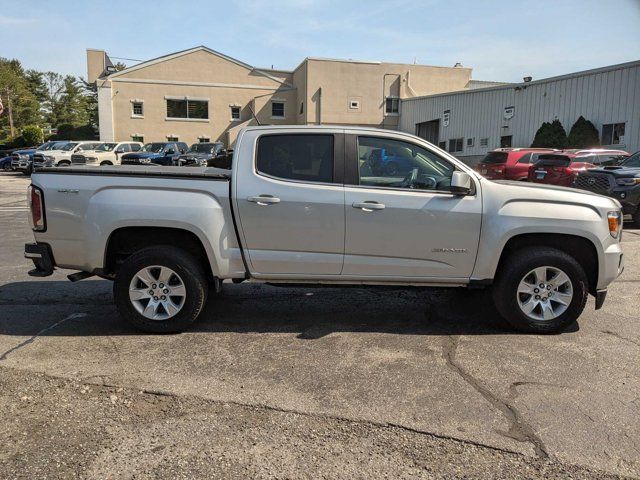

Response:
(51, 141), (69, 150)
(480, 152), (509, 164)
(61, 143), (78, 151)
(621, 152), (640, 168)
(141, 143), (166, 153)
(37, 142), (55, 151)
(95, 143), (117, 152)
(189, 143), (215, 153)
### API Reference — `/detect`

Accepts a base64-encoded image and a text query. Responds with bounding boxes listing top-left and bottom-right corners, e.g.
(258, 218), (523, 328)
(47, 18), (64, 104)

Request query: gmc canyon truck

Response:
(24, 126), (624, 334)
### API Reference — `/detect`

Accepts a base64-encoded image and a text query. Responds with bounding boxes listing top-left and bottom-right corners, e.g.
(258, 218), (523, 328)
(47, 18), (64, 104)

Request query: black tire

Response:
(58, 161), (70, 167)
(3, 164), (11, 172)
(21, 170), (30, 176)
(493, 247), (588, 334)
(632, 208), (640, 228)
(100, 161), (113, 166)
(113, 246), (207, 333)
(385, 161), (399, 176)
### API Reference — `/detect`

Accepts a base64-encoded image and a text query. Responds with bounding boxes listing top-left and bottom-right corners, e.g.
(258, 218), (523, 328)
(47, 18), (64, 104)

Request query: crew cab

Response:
(574, 151), (640, 224)
(475, 148), (558, 181)
(33, 141), (102, 168)
(71, 141), (143, 166)
(121, 142), (188, 166)
(25, 126), (624, 334)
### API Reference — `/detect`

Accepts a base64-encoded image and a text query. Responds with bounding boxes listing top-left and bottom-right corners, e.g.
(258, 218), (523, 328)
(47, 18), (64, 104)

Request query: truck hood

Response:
(13, 149), (36, 155)
(122, 152), (162, 159)
(180, 152), (210, 160)
(582, 166), (640, 178)
(488, 178), (621, 208)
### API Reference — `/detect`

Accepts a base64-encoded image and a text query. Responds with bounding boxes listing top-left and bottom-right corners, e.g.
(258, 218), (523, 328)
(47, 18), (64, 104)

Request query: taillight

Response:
(28, 185), (46, 231)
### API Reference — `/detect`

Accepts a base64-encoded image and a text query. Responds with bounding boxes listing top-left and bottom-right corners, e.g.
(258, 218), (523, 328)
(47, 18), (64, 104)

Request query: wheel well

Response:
(100, 161), (113, 165)
(496, 233), (599, 295)
(104, 227), (212, 280)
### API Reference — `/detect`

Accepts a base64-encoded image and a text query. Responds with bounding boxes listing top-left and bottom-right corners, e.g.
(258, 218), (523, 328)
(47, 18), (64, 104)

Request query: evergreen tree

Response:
(531, 119), (568, 148)
(567, 116), (600, 148)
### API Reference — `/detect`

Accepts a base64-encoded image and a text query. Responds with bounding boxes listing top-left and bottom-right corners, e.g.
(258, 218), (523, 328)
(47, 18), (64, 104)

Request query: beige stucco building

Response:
(88, 46), (473, 146)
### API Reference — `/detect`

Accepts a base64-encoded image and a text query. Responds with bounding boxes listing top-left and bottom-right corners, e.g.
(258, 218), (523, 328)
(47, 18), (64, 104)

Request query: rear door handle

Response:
(247, 195), (281, 205)
(352, 201), (385, 211)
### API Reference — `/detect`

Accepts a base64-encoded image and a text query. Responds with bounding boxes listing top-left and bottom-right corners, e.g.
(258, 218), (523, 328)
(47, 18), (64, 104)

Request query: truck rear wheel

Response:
(113, 246), (207, 333)
(493, 247), (588, 333)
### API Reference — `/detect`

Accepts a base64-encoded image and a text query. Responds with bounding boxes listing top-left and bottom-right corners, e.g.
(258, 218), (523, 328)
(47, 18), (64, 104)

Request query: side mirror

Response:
(450, 171), (472, 195)
(115, 148), (124, 154)
(166, 149), (175, 155)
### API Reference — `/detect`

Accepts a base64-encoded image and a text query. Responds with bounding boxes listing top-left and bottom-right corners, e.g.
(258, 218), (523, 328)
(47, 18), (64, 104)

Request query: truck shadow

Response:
(0, 280), (579, 338)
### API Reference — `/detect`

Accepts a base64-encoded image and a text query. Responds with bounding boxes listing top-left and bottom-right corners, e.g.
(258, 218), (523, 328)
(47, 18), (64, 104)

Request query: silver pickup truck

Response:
(25, 126), (624, 334)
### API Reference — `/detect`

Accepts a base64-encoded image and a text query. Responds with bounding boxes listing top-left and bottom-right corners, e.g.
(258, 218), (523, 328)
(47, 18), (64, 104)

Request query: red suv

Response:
(475, 148), (558, 181)
(528, 149), (630, 186)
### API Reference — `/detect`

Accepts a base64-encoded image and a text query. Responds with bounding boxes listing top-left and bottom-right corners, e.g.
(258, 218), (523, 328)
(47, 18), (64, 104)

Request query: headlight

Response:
(615, 177), (640, 186)
(607, 211), (623, 239)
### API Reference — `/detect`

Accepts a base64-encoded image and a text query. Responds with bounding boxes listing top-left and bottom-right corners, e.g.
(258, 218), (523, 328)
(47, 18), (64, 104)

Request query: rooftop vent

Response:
(523, 76), (532, 83)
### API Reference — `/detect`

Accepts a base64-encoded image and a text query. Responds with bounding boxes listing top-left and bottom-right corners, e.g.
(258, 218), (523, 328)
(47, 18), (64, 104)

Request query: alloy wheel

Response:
(128, 265), (186, 320)
(516, 266), (573, 321)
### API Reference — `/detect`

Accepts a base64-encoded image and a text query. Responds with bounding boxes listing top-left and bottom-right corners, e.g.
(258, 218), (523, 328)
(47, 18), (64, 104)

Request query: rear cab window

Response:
(256, 134), (335, 183)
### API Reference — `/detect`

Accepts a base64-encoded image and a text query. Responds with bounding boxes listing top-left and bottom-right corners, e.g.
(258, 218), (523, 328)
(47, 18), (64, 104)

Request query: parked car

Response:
(475, 148), (558, 181)
(563, 148), (629, 167)
(121, 142), (189, 166)
(574, 151), (640, 224)
(33, 141), (102, 169)
(25, 126), (623, 335)
(365, 145), (416, 176)
(10, 141), (67, 175)
(0, 156), (13, 172)
(178, 142), (225, 167)
(71, 141), (143, 166)
(527, 153), (599, 186)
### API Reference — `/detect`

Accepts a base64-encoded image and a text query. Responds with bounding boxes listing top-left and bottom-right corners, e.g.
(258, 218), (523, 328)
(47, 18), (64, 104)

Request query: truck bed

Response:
(30, 165), (246, 279)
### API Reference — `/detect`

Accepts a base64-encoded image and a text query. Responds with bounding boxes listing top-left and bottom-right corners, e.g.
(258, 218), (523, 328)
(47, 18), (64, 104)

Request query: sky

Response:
(2, 0), (640, 82)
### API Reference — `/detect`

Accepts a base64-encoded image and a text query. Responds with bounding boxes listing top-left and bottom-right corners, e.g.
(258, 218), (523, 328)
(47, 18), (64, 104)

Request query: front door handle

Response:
(247, 195), (281, 205)
(352, 201), (385, 212)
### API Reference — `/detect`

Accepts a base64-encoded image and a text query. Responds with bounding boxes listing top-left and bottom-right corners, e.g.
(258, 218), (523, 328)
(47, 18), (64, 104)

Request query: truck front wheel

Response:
(493, 247), (588, 333)
(113, 246), (207, 333)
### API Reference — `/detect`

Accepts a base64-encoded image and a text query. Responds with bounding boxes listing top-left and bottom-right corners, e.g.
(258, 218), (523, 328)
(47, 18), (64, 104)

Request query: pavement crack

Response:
(441, 335), (549, 459)
(0, 313), (87, 361)
(600, 330), (640, 347)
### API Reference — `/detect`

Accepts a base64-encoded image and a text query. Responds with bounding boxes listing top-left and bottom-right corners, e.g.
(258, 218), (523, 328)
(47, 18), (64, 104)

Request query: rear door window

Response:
(256, 134), (335, 184)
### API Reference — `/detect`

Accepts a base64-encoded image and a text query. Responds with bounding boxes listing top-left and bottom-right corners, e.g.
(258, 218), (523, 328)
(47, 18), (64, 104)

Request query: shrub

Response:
(21, 125), (44, 146)
(567, 116), (600, 148)
(531, 119), (568, 148)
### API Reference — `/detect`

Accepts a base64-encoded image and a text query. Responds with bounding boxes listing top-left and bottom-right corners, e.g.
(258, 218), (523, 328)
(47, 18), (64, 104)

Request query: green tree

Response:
(21, 125), (44, 145)
(567, 116), (600, 148)
(531, 119), (568, 148)
(0, 58), (41, 140)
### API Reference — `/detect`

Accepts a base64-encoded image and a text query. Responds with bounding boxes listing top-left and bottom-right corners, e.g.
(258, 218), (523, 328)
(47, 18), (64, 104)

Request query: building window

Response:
(166, 98), (209, 120)
(230, 106), (241, 121)
(602, 123), (625, 145)
(448, 138), (463, 153)
(132, 102), (144, 117)
(438, 141), (446, 150)
(300, 102), (304, 114)
(385, 97), (399, 115)
(271, 101), (285, 118)
(349, 99), (360, 110)
(198, 137), (210, 143)
(500, 135), (512, 148)
(480, 138), (489, 147)
(466, 137), (474, 147)
(131, 135), (144, 143)
(167, 136), (179, 141)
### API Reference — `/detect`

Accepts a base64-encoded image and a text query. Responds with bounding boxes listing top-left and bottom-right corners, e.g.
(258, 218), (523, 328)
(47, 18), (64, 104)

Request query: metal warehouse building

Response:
(399, 60), (640, 165)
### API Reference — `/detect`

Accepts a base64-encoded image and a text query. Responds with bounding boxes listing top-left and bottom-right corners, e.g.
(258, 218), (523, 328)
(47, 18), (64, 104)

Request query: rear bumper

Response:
(24, 242), (55, 277)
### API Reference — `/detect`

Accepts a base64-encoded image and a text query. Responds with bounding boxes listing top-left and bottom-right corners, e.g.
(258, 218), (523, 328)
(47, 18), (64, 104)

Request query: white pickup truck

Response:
(25, 126), (624, 334)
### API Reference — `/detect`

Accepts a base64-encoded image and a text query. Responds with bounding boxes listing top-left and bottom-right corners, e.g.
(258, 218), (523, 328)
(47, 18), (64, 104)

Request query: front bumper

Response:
(24, 242), (55, 277)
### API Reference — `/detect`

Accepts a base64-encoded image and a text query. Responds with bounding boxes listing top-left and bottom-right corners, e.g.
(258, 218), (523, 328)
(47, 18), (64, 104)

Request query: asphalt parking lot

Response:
(0, 171), (638, 479)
